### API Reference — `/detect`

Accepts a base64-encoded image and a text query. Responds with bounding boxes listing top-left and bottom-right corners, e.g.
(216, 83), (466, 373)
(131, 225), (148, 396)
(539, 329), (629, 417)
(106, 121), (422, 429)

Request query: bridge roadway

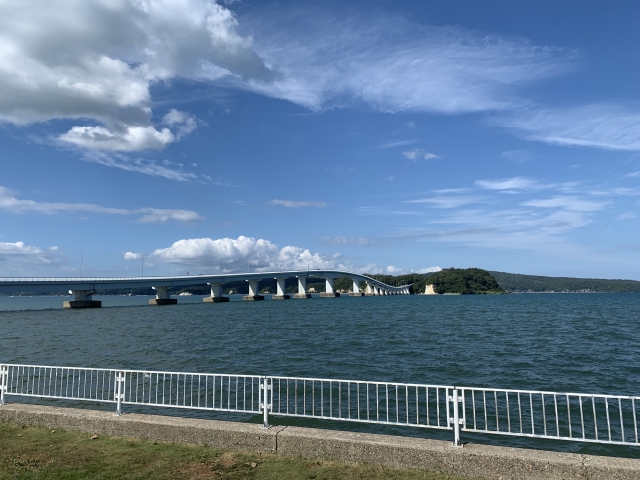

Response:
(0, 270), (412, 308)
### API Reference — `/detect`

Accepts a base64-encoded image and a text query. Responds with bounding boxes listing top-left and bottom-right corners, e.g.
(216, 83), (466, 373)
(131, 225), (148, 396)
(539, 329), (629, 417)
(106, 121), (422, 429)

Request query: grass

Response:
(0, 422), (468, 480)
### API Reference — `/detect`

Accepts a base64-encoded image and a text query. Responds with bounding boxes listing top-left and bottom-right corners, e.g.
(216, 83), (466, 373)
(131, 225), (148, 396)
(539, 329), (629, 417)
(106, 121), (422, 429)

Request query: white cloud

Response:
(148, 236), (335, 271)
(162, 109), (198, 139)
(80, 153), (199, 182)
(240, 10), (577, 113)
(522, 196), (608, 212)
(0, 0), (274, 152)
(415, 266), (442, 274)
(616, 212), (637, 220)
(0, 241), (64, 265)
(321, 236), (375, 246)
(402, 148), (440, 161)
(406, 195), (482, 208)
(266, 199), (327, 208)
(137, 209), (202, 223)
(0, 186), (202, 222)
(137, 235), (413, 276)
(476, 177), (543, 191)
(500, 149), (533, 163)
(376, 139), (419, 149)
(498, 104), (640, 151)
(59, 125), (175, 151)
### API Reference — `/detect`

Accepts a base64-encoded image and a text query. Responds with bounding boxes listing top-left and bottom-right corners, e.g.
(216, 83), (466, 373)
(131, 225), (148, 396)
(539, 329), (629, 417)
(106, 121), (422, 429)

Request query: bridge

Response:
(0, 270), (412, 308)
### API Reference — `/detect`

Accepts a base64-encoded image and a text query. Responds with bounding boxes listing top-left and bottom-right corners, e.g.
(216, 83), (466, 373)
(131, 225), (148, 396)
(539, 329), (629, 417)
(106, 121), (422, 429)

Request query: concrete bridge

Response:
(0, 270), (412, 308)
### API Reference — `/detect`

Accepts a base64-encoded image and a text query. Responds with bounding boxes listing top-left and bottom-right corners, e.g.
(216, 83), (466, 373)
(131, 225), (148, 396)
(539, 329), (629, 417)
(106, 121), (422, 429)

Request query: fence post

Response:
(261, 377), (271, 428)
(115, 371), (124, 416)
(451, 388), (462, 447)
(0, 365), (7, 405)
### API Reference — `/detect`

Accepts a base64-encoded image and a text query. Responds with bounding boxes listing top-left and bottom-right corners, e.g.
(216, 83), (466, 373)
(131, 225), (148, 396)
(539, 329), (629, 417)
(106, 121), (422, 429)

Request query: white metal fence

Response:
(1, 364), (638, 448)
(458, 386), (639, 446)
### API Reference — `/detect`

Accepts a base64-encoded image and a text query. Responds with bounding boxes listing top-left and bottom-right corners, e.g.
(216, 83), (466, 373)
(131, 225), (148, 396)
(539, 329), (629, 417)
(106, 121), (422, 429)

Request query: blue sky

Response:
(1, 0), (640, 279)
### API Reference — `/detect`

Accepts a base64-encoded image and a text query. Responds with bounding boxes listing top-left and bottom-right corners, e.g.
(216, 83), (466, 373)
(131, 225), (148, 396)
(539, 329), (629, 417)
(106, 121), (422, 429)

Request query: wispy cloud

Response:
(0, 186), (202, 222)
(402, 149), (440, 161)
(522, 196), (608, 212)
(497, 104), (640, 151)
(240, 10), (578, 113)
(500, 149), (533, 163)
(77, 152), (201, 182)
(406, 195), (482, 208)
(321, 236), (376, 246)
(375, 139), (419, 149)
(616, 212), (637, 220)
(476, 177), (545, 191)
(266, 199), (327, 208)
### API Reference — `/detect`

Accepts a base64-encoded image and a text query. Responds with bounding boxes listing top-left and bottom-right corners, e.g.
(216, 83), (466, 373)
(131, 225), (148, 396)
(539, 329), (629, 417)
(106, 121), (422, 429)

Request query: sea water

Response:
(1, 293), (639, 457)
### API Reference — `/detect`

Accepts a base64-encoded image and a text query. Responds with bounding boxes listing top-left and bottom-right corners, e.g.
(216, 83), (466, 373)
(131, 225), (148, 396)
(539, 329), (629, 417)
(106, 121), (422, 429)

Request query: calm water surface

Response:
(1, 293), (639, 457)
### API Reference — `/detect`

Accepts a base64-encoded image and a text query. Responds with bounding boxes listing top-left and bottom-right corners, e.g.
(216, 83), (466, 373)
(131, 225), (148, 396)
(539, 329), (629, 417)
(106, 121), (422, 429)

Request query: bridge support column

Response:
(203, 282), (229, 303)
(294, 276), (311, 299)
(63, 289), (101, 309)
(365, 283), (375, 296)
(349, 278), (364, 296)
(150, 286), (177, 305)
(272, 277), (290, 300)
(320, 277), (340, 298)
(243, 279), (264, 301)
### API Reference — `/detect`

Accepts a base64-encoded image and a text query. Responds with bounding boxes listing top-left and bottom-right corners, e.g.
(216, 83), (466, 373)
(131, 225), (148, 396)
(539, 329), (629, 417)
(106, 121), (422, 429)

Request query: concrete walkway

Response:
(1, 403), (639, 479)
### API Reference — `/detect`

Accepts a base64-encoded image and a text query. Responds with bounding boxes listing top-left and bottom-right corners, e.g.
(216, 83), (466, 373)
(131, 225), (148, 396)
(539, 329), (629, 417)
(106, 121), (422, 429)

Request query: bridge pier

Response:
(150, 286), (177, 305)
(63, 289), (101, 309)
(294, 276), (311, 299)
(203, 282), (229, 303)
(349, 278), (364, 296)
(243, 279), (264, 301)
(320, 277), (340, 298)
(272, 277), (290, 300)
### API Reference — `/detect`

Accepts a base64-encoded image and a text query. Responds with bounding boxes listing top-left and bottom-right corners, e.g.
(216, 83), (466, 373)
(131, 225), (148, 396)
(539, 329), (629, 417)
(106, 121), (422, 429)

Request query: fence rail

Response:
(1, 363), (638, 448)
(459, 386), (639, 446)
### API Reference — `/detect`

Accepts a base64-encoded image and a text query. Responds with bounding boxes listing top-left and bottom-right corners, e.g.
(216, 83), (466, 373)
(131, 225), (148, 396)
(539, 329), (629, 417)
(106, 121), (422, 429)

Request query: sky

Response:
(1, 0), (640, 279)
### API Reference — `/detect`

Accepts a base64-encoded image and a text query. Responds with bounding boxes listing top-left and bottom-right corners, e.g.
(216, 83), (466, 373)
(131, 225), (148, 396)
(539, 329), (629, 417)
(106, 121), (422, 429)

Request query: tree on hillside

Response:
(429, 268), (504, 294)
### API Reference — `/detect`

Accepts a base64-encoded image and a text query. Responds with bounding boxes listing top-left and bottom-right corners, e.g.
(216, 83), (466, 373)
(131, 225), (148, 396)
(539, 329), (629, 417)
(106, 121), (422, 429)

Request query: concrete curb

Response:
(2, 403), (640, 479)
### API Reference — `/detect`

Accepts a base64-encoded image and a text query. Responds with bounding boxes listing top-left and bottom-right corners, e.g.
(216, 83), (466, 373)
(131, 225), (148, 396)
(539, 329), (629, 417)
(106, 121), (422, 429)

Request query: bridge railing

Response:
(3, 363), (637, 449)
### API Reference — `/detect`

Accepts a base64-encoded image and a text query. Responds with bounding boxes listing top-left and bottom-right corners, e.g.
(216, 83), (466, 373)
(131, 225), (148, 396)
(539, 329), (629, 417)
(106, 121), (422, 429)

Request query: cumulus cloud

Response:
(402, 149), (440, 161)
(162, 109), (198, 139)
(59, 125), (175, 151)
(0, 0), (276, 153)
(127, 235), (410, 276)
(0, 186), (202, 222)
(497, 104), (640, 151)
(144, 236), (335, 271)
(0, 241), (64, 265)
(266, 199), (327, 208)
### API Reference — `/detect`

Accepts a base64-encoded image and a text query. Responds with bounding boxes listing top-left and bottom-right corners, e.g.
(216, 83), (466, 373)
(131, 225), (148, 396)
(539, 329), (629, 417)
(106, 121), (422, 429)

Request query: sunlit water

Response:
(1, 293), (639, 457)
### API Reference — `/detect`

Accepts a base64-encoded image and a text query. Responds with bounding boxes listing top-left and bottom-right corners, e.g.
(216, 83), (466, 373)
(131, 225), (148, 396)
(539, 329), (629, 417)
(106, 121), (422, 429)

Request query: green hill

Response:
(427, 268), (505, 294)
(490, 271), (640, 293)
